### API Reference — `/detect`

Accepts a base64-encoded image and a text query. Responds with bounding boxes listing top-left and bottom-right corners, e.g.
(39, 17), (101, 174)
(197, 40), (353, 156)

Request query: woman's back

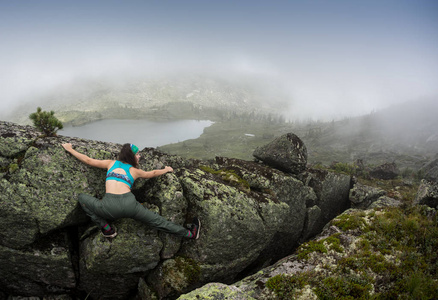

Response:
(105, 160), (135, 194)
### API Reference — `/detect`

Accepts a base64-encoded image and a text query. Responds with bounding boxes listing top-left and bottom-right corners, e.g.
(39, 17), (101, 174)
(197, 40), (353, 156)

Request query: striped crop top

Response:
(106, 161), (135, 188)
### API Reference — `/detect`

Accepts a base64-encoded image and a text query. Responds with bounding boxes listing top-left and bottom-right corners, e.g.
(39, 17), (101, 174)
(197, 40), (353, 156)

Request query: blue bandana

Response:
(130, 144), (139, 154)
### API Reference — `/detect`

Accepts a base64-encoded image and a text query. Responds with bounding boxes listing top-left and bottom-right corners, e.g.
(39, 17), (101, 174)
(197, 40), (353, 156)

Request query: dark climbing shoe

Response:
(101, 226), (117, 238)
(189, 217), (201, 239)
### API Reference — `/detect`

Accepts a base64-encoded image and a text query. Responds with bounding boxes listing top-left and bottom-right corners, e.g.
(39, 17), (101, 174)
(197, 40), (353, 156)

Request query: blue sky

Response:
(1, 0), (437, 120)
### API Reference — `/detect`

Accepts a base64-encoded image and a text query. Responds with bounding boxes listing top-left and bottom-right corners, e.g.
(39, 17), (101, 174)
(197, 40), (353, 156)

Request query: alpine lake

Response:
(59, 119), (213, 149)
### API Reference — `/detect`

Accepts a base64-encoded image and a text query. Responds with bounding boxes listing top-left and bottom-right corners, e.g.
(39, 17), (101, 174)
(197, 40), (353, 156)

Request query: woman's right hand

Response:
(133, 165), (174, 179)
(62, 143), (73, 152)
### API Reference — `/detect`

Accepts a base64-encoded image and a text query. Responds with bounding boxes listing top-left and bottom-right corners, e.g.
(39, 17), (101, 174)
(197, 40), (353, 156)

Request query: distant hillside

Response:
(6, 74), (287, 126)
(5, 74), (436, 171)
(159, 98), (438, 171)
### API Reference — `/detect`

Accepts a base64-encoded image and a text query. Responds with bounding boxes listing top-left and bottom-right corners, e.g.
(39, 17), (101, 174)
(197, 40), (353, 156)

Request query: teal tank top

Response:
(106, 161), (135, 188)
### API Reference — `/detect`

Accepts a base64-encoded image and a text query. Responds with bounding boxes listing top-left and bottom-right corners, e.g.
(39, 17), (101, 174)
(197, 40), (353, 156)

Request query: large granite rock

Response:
(253, 133), (307, 174)
(349, 182), (386, 209)
(415, 179), (438, 209)
(0, 232), (76, 296)
(0, 121), (352, 299)
(421, 157), (438, 183)
(180, 202), (436, 300)
(299, 169), (352, 240)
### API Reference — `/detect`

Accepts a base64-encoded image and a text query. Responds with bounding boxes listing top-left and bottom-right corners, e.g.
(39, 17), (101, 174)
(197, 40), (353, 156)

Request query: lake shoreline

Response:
(59, 118), (213, 149)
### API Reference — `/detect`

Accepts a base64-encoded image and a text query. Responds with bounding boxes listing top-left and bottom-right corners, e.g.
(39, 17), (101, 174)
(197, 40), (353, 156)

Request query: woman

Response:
(62, 142), (200, 239)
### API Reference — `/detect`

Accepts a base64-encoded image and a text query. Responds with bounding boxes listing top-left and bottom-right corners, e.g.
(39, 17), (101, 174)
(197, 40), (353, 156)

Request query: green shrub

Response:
(29, 107), (63, 137)
(330, 162), (358, 175)
(273, 205), (438, 299)
(358, 206), (438, 298)
(314, 275), (373, 300)
(331, 211), (368, 232)
(324, 233), (344, 253)
(297, 234), (343, 260)
(266, 273), (310, 299)
(296, 239), (327, 260)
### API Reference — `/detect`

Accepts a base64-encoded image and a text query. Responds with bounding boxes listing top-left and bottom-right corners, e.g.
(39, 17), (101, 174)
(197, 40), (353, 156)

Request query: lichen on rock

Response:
(0, 121), (356, 299)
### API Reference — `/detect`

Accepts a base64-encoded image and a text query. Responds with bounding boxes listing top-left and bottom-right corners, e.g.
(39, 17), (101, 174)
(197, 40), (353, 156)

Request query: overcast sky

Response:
(1, 0), (437, 120)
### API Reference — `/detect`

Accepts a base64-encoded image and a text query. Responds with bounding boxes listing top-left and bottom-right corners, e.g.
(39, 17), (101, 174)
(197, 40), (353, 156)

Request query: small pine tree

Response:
(29, 107), (64, 137)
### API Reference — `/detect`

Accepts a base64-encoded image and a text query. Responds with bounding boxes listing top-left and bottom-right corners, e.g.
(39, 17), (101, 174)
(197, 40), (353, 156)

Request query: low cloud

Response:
(1, 1), (437, 122)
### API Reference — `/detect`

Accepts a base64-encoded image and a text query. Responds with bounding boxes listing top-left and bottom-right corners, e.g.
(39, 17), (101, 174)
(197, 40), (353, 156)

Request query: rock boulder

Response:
(0, 121), (352, 299)
(253, 133), (307, 174)
(349, 182), (386, 209)
(421, 158), (438, 183)
(415, 179), (438, 209)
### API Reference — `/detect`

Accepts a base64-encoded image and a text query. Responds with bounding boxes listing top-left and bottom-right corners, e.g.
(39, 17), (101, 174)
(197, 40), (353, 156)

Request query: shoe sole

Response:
(101, 225), (118, 238)
(194, 218), (201, 240)
(102, 231), (117, 238)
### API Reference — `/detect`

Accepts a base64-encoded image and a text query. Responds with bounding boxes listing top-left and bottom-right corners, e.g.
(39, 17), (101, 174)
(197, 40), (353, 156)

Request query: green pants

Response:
(78, 192), (188, 237)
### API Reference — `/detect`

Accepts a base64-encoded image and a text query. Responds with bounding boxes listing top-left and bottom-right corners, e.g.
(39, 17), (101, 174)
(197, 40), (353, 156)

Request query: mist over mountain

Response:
(361, 98), (437, 147)
(321, 98), (437, 148)
(4, 73), (290, 125)
(298, 97), (438, 169)
(4, 72), (436, 171)
(2, 1), (437, 127)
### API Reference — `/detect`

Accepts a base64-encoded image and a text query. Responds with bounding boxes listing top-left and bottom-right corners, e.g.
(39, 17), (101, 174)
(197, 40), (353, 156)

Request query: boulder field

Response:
(2, 120), (436, 299)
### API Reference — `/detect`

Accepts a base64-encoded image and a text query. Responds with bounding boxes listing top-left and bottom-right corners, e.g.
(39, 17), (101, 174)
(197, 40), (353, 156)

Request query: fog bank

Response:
(1, 1), (437, 121)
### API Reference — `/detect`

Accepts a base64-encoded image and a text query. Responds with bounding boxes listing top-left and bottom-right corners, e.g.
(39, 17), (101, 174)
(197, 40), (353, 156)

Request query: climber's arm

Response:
(62, 143), (113, 169)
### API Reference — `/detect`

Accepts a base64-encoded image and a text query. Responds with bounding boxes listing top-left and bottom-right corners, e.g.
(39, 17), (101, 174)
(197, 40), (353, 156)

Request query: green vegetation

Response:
(331, 211), (368, 231)
(328, 162), (367, 177)
(266, 205), (438, 299)
(322, 160), (422, 206)
(296, 233), (343, 260)
(358, 177), (420, 205)
(29, 107), (63, 137)
(159, 120), (284, 161)
(199, 165), (250, 192)
(314, 275), (373, 300)
(158, 116), (432, 174)
(265, 273), (310, 299)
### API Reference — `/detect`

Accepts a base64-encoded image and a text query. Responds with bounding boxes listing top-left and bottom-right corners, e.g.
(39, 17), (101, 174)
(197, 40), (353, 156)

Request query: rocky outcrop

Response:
(415, 179), (438, 209)
(421, 157), (438, 183)
(298, 169), (351, 240)
(349, 182), (386, 209)
(179, 202), (437, 300)
(0, 121), (352, 299)
(369, 162), (399, 180)
(253, 133), (307, 174)
(414, 157), (438, 209)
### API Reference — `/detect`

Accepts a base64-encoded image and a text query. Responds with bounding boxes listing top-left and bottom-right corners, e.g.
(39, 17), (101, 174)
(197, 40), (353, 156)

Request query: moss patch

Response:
(265, 273), (310, 299)
(159, 256), (202, 293)
(297, 233), (343, 260)
(174, 256), (201, 285)
(199, 165), (250, 193)
(267, 205), (438, 299)
(331, 211), (368, 232)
